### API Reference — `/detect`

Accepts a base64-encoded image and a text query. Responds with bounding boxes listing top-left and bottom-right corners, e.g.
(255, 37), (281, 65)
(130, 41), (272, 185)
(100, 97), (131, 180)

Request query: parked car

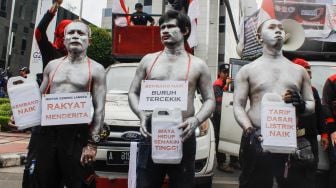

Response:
(94, 63), (215, 187)
(219, 60), (335, 187)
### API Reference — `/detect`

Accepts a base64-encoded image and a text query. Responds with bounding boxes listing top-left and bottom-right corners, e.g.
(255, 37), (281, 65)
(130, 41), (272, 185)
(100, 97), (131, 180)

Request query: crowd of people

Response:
(5, 1), (336, 188)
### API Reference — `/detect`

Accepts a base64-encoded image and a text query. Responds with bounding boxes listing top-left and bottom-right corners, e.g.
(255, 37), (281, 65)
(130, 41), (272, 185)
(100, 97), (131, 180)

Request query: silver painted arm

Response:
(91, 62), (107, 138)
(233, 66), (253, 131)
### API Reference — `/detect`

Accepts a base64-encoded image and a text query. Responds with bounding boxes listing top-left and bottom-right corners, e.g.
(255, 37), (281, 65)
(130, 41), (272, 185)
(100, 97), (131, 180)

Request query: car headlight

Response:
(195, 119), (209, 137)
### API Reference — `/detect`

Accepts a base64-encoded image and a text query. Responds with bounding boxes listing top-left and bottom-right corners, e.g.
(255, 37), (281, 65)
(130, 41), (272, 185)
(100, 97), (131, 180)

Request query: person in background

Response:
(19, 67), (30, 79)
(34, 0), (71, 85)
(322, 71), (336, 188)
(130, 3), (155, 26)
(211, 63), (239, 173)
(280, 58), (329, 188)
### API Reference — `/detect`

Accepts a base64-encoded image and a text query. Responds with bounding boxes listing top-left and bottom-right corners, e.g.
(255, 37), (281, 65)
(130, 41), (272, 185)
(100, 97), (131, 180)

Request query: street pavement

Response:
(0, 132), (239, 188)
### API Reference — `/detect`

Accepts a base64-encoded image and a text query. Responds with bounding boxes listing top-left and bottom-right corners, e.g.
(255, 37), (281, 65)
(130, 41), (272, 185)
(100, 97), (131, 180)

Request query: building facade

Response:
(0, 0), (38, 75)
(102, 0), (257, 79)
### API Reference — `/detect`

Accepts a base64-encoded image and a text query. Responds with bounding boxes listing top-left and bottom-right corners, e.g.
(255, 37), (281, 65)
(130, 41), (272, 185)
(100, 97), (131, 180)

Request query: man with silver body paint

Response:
(233, 19), (315, 188)
(34, 20), (106, 188)
(128, 10), (215, 188)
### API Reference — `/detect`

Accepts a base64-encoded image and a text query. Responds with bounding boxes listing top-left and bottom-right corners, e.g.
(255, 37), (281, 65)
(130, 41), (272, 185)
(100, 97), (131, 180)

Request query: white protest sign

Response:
(152, 123), (183, 164)
(139, 80), (188, 111)
(7, 77), (41, 130)
(151, 109), (183, 164)
(41, 92), (92, 126)
(261, 93), (297, 154)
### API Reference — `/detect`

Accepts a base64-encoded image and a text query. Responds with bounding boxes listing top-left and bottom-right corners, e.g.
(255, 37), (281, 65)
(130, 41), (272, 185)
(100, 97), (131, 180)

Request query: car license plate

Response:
(106, 151), (130, 165)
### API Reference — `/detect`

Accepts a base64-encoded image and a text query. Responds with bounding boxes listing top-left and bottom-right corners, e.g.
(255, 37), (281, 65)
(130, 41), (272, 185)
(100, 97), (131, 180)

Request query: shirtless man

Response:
(128, 10), (215, 188)
(35, 20), (106, 188)
(233, 19), (314, 188)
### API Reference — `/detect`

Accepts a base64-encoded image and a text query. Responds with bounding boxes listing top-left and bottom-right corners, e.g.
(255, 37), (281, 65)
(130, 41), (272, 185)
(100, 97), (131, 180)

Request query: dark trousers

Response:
(239, 131), (288, 188)
(23, 125), (95, 188)
(211, 113), (238, 164)
(327, 137), (336, 188)
(281, 136), (318, 188)
(136, 136), (196, 188)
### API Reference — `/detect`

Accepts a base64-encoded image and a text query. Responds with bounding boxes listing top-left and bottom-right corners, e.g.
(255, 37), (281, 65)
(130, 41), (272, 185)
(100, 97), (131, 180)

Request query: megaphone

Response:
(281, 19), (305, 51)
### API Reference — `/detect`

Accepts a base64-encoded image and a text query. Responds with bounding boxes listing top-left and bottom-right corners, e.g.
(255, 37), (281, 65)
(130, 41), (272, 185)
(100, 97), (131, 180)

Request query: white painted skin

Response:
(40, 21), (106, 164)
(233, 19), (314, 131)
(128, 18), (215, 142)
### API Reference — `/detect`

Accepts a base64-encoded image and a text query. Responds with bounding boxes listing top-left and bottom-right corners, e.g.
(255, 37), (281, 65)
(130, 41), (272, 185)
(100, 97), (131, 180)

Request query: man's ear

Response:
(256, 33), (263, 44)
(183, 27), (190, 36)
(89, 37), (92, 45)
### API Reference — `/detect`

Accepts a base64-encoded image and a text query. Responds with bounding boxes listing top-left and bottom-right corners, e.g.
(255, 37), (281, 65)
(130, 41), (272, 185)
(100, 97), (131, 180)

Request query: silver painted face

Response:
(260, 19), (285, 48)
(160, 19), (184, 45)
(64, 22), (90, 53)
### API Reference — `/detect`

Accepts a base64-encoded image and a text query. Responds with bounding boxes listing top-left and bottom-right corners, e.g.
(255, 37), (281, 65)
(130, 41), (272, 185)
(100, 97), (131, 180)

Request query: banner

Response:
(29, 0), (56, 79)
(241, 11), (263, 60)
(273, 1), (326, 29)
(41, 92), (92, 126)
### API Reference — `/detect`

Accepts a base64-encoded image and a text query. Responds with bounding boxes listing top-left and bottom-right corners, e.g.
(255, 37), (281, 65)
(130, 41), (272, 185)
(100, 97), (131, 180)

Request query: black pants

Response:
(327, 137), (336, 188)
(23, 125), (96, 188)
(280, 136), (318, 188)
(136, 136), (196, 188)
(239, 130), (288, 188)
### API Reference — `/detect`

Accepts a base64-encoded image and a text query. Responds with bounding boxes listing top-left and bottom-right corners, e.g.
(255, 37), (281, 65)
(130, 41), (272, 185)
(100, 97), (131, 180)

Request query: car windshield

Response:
(311, 65), (336, 96)
(106, 65), (137, 91)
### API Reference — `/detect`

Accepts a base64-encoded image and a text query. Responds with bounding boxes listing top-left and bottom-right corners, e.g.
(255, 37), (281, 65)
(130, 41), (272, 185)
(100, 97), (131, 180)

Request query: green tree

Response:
(87, 25), (114, 68)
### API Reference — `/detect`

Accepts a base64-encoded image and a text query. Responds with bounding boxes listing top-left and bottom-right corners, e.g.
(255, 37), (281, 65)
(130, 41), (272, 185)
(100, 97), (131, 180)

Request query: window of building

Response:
(104, 8), (112, 17)
(218, 54), (224, 62)
(23, 27), (29, 33)
(144, 0), (152, 6)
(1, 46), (6, 60)
(12, 23), (17, 32)
(219, 16), (225, 24)
(219, 25), (225, 33)
(19, 4), (25, 19)
(0, 0), (6, 11)
(12, 33), (15, 49)
(0, 0), (6, 17)
(20, 38), (26, 55)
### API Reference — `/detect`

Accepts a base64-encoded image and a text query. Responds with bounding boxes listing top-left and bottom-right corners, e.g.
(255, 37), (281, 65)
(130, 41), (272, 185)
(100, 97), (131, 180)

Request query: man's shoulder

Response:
(141, 52), (161, 65)
(89, 58), (105, 71)
(189, 54), (206, 66)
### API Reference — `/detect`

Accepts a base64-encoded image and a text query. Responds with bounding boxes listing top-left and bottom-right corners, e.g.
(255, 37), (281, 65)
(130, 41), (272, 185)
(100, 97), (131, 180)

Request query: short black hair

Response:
(20, 67), (30, 74)
(135, 3), (143, 9)
(219, 64), (230, 73)
(159, 10), (191, 40)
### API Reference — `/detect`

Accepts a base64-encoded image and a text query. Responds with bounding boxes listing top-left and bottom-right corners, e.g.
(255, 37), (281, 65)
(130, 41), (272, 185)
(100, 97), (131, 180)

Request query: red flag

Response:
(112, 0), (130, 26)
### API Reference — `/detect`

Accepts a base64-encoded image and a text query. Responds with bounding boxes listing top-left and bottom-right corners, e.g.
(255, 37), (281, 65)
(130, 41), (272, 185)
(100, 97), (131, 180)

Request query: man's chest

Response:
(147, 62), (191, 81)
(51, 65), (91, 86)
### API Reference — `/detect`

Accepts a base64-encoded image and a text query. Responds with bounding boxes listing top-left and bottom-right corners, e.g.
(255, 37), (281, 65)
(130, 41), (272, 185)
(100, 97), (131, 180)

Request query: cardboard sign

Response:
(41, 92), (92, 126)
(7, 77), (41, 130)
(261, 93), (297, 154)
(139, 80), (188, 111)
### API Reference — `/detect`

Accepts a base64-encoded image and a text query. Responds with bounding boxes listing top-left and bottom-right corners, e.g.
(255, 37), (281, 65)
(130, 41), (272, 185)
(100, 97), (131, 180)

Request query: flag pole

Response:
(5, 0), (16, 70)
(79, 0), (83, 20)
